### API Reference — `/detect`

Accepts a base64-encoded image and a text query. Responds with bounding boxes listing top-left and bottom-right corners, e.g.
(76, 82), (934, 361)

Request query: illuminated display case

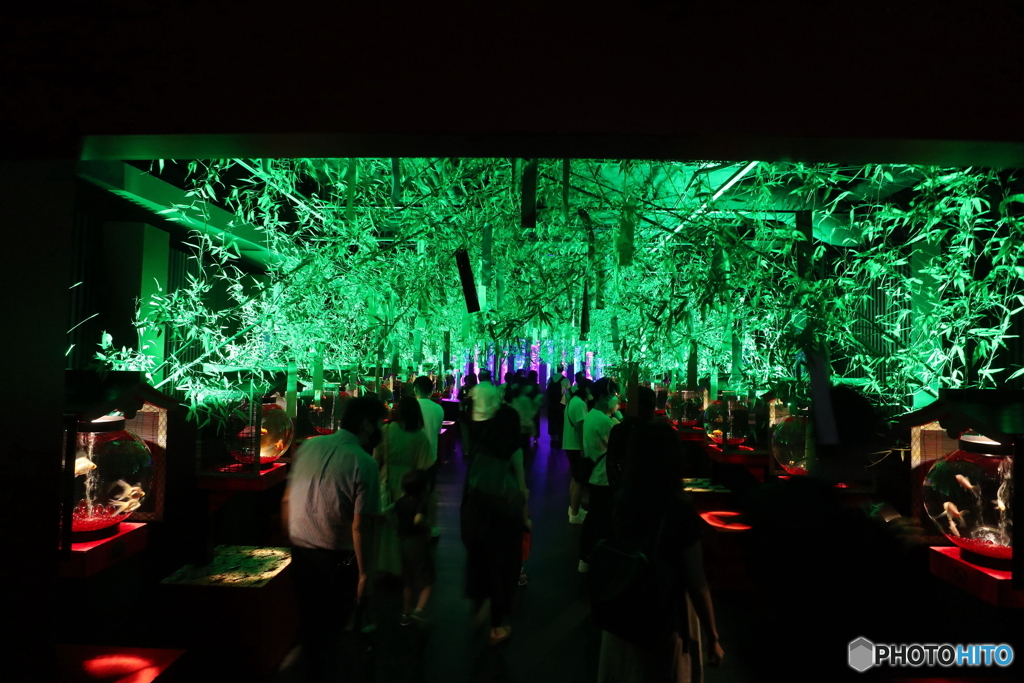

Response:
(669, 389), (704, 428)
(297, 383), (342, 437)
(771, 412), (813, 476)
(896, 389), (1022, 591)
(227, 399), (294, 465)
(72, 415), (154, 535)
(923, 432), (1013, 561)
(197, 391), (295, 491)
(703, 392), (749, 447)
(62, 370), (179, 557)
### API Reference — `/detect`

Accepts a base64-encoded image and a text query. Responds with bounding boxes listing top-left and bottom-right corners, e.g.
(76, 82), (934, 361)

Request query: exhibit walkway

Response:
(276, 417), (754, 682)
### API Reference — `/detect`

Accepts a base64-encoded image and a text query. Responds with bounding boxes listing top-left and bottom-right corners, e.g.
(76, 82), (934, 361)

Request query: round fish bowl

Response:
(231, 402), (295, 465)
(922, 433), (1013, 560)
(72, 416), (154, 533)
(772, 415), (811, 476)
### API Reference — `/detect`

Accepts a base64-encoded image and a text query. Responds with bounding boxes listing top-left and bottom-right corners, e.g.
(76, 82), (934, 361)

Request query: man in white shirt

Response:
(562, 378), (591, 524)
(282, 396), (387, 680)
(578, 380), (618, 573)
(414, 376), (444, 464)
(470, 369), (501, 423)
(415, 375), (445, 537)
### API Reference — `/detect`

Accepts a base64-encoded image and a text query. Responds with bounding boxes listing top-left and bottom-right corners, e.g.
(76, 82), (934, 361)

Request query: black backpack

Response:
(588, 515), (678, 645)
(545, 376), (564, 404)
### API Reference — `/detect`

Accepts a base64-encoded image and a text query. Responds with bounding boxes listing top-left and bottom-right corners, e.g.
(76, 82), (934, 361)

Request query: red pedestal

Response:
(55, 644), (185, 683)
(701, 513), (754, 592)
(197, 461), (289, 491)
(930, 546), (1023, 609)
(58, 522), (148, 578)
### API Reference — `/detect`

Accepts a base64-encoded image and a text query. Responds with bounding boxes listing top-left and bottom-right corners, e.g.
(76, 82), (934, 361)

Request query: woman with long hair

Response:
(373, 396), (434, 577)
(598, 421), (723, 682)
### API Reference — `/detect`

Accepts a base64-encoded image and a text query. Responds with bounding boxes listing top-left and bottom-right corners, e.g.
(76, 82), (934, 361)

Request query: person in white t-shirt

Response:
(470, 369), (501, 422)
(414, 375), (445, 537)
(578, 378), (619, 573)
(562, 378), (592, 524)
(414, 377), (444, 465)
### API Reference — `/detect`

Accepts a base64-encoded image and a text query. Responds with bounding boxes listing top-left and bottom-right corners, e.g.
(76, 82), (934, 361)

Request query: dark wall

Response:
(3, 1), (1024, 160)
(0, 161), (76, 679)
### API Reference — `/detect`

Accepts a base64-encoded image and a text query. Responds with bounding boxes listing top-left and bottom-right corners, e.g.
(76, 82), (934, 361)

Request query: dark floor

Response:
(275, 418), (755, 683)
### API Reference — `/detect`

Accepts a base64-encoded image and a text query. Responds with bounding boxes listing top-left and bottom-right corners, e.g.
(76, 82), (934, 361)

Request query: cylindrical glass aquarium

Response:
(922, 432), (1013, 561)
(229, 399), (295, 465)
(72, 415), (154, 533)
(669, 389), (704, 427)
(772, 413), (813, 475)
(704, 393), (748, 445)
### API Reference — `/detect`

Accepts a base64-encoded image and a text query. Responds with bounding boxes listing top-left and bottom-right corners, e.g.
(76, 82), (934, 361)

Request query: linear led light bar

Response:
(658, 160), (760, 247)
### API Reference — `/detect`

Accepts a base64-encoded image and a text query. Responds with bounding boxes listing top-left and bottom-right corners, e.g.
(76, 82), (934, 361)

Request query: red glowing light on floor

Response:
(82, 654), (159, 682)
(699, 510), (752, 531)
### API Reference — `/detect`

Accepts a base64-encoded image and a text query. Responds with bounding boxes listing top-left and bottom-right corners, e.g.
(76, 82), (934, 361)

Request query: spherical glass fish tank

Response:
(772, 414), (812, 475)
(73, 415), (154, 534)
(922, 432), (1013, 561)
(230, 400), (295, 465)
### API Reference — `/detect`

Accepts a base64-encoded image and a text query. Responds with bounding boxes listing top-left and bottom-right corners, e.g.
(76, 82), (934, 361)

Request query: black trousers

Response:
(580, 484), (614, 563)
(548, 403), (565, 437)
(290, 546), (359, 681)
(464, 513), (522, 628)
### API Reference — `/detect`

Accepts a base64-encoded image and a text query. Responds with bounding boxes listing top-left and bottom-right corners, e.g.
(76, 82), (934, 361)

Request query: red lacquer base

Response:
(930, 546), (1023, 609)
(58, 522), (147, 578)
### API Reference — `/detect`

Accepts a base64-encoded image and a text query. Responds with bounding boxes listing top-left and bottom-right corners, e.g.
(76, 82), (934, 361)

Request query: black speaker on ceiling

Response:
(455, 247), (480, 313)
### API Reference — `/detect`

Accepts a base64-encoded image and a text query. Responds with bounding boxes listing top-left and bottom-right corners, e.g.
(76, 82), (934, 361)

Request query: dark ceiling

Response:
(4, 1), (1024, 162)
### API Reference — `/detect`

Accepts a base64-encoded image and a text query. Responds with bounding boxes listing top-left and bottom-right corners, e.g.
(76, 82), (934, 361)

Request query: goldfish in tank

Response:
(74, 457), (96, 477)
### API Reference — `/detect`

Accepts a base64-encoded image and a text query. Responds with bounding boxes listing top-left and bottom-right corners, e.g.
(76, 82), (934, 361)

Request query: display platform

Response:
(160, 545), (298, 678)
(58, 522), (148, 578)
(197, 461), (289, 491)
(55, 644), (185, 683)
(930, 546), (1023, 609)
(683, 478), (739, 512)
(700, 442), (769, 481)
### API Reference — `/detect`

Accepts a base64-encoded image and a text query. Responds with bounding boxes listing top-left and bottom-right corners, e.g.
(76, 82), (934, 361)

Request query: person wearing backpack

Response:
(591, 421), (724, 682)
